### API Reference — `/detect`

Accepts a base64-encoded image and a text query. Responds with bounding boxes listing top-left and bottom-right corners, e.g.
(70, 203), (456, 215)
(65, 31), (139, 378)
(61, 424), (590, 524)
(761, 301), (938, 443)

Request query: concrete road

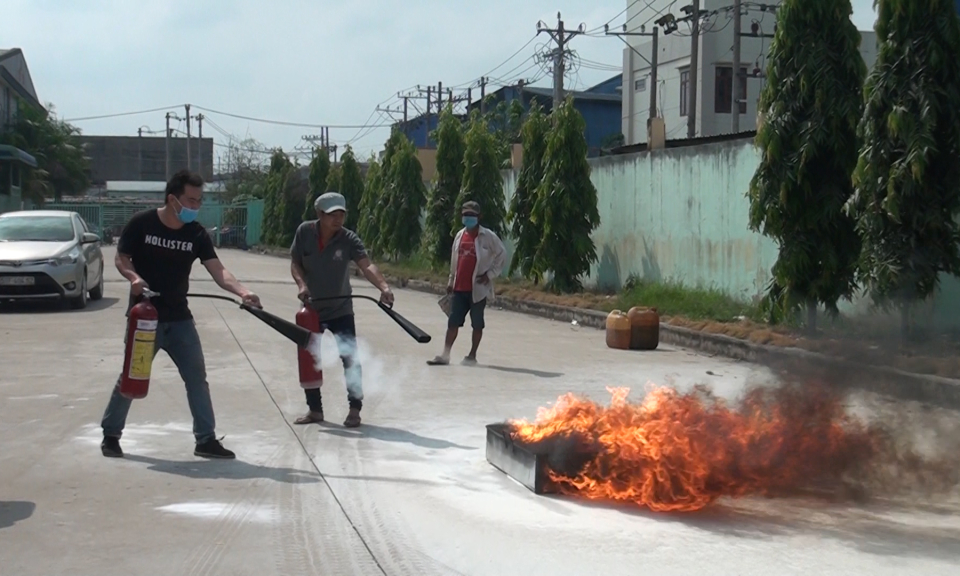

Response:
(1, 246), (958, 576)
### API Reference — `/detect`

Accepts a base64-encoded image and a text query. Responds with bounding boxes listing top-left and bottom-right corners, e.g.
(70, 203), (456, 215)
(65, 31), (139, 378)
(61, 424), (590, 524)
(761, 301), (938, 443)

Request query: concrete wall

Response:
(79, 135), (215, 184)
(499, 136), (960, 328)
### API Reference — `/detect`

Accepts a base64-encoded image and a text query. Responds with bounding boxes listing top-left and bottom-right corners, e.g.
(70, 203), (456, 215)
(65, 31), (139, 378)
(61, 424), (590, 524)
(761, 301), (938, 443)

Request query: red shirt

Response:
(454, 229), (478, 292)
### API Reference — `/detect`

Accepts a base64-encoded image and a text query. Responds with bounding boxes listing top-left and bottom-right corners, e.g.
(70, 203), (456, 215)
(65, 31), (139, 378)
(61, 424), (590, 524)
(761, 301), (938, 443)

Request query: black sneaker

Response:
(194, 437), (236, 459)
(101, 436), (123, 458)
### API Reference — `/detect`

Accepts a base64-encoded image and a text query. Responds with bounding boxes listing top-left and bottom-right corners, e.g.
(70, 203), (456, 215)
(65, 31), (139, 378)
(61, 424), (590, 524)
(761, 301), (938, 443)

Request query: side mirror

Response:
(81, 232), (101, 244)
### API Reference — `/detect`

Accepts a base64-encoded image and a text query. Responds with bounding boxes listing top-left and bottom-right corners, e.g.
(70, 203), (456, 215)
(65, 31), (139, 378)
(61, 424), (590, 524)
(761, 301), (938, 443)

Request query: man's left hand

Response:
(380, 287), (395, 307)
(241, 291), (262, 308)
(477, 273), (490, 285)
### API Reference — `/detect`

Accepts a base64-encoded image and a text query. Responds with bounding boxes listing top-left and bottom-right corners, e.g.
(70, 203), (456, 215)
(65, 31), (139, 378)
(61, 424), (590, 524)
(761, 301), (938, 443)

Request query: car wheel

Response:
(89, 263), (104, 301)
(71, 273), (88, 310)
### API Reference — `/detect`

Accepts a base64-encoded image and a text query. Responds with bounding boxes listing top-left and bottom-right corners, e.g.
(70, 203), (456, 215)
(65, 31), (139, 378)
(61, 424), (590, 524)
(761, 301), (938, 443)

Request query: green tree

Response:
(846, 0), (960, 339)
(302, 148), (330, 221)
(338, 145), (364, 231)
(361, 130), (407, 255)
(747, 0), (867, 331)
(426, 105), (466, 265)
(379, 137), (427, 259)
(326, 163), (341, 192)
(218, 137), (268, 203)
(532, 96), (601, 293)
(508, 98), (549, 281)
(483, 98), (525, 167)
(357, 158), (382, 249)
(0, 103), (90, 204)
(455, 112), (507, 239)
(261, 149), (295, 246)
(280, 166), (306, 247)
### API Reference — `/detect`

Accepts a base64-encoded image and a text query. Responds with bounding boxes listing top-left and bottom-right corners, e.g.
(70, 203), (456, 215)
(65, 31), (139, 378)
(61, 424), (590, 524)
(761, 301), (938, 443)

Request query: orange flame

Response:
(509, 383), (882, 512)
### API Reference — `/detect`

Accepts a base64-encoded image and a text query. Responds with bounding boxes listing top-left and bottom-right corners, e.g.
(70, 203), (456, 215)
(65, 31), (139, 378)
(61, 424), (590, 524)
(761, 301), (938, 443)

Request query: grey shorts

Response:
(449, 291), (486, 330)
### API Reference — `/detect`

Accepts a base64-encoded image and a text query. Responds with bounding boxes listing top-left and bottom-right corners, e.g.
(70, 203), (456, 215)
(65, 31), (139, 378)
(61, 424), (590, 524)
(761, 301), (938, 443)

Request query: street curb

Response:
(252, 245), (960, 408)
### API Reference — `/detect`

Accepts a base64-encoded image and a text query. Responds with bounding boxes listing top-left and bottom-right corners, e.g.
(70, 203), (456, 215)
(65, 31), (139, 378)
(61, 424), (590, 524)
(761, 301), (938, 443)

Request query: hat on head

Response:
(461, 200), (481, 214)
(315, 191), (347, 214)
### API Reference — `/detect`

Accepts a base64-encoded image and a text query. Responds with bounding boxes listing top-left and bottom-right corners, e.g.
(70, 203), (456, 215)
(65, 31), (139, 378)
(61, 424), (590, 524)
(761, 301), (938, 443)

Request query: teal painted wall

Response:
(500, 137), (960, 328)
(0, 188), (23, 214)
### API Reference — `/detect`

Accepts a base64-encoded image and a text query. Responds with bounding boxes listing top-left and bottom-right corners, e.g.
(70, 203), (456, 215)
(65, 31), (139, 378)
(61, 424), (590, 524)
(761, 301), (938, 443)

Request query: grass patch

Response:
(616, 277), (761, 323)
(376, 255), (759, 324)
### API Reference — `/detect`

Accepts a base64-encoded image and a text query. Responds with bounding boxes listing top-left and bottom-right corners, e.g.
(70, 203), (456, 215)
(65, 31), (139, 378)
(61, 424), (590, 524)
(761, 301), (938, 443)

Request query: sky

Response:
(2, 0), (879, 169)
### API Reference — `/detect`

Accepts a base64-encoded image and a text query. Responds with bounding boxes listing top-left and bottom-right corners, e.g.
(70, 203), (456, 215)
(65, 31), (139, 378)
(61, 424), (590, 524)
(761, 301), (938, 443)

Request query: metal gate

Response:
(39, 199), (264, 249)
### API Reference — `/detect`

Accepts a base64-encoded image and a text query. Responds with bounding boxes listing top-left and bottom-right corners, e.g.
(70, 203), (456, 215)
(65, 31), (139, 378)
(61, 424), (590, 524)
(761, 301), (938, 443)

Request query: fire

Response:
(509, 383), (883, 512)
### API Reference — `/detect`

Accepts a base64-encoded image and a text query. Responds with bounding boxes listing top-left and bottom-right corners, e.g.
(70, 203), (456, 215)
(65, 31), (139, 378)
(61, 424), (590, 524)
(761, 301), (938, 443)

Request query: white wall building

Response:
(620, 0), (878, 145)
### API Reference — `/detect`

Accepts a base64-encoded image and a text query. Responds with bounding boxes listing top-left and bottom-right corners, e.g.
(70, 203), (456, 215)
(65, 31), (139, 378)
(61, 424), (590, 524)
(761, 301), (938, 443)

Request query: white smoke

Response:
(304, 329), (425, 403)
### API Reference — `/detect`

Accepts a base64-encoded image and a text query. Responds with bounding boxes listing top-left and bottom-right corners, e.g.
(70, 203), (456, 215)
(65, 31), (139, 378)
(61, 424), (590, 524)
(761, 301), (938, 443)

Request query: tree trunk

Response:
(806, 301), (817, 336)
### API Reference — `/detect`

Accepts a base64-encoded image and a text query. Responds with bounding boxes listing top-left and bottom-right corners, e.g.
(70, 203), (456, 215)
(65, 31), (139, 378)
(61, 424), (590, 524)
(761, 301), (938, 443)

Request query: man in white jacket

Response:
(427, 200), (506, 366)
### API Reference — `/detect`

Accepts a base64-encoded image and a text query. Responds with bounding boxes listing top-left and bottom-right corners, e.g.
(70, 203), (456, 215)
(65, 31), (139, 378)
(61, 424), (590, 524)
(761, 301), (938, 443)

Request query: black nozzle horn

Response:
(240, 304), (313, 349)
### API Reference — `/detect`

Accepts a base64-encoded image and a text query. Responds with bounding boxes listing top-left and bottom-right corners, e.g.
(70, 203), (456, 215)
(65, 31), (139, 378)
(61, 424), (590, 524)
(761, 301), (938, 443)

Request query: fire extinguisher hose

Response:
(140, 290), (431, 345)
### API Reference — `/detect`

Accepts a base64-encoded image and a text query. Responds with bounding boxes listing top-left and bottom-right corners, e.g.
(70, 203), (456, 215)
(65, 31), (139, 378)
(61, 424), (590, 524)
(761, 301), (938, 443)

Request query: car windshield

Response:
(0, 216), (76, 242)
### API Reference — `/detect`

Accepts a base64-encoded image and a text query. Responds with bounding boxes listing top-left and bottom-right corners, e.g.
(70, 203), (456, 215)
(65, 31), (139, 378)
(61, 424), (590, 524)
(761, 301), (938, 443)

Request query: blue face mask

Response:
(462, 216), (478, 229)
(175, 198), (199, 224)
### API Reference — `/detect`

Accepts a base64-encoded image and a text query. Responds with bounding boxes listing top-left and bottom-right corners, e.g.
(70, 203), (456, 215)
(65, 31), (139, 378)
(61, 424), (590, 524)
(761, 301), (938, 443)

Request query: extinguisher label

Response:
(136, 319), (158, 331)
(128, 330), (156, 380)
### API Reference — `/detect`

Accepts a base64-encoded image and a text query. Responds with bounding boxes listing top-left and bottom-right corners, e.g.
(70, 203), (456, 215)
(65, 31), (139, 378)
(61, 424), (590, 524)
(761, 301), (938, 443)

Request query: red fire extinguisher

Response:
(120, 297), (159, 399)
(296, 303), (323, 389)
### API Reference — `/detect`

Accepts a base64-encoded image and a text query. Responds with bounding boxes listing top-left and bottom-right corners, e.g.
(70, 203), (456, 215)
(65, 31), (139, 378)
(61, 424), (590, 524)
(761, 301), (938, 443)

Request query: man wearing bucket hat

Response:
(290, 191), (394, 428)
(427, 200), (506, 366)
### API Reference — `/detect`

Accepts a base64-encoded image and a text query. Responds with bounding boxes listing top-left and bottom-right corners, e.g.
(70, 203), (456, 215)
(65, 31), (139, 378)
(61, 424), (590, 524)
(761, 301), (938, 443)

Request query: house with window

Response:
(0, 48), (41, 213)
(619, 0), (878, 145)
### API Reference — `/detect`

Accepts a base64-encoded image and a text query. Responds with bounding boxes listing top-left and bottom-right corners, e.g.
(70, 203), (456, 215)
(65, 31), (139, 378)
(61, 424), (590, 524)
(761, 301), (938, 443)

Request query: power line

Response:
(64, 103), (394, 130)
(189, 105), (393, 129)
(64, 105), (182, 122)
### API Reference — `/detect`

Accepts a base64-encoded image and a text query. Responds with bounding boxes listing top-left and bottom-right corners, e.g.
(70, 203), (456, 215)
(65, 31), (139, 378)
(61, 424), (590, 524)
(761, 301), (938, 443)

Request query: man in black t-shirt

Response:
(99, 169), (261, 460)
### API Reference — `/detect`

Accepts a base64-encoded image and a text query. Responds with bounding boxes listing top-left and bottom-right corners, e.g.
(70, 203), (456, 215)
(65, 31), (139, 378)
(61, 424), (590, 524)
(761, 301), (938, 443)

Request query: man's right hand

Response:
(130, 277), (149, 296)
(446, 283), (453, 294)
(298, 285), (311, 303)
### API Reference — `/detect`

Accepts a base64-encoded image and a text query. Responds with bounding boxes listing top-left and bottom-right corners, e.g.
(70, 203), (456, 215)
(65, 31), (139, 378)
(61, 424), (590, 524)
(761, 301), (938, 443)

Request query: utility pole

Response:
(479, 77), (487, 114)
(657, 3), (705, 138)
(688, 0), (700, 139)
(605, 23), (660, 121)
(164, 112), (177, 181)
(196, 113), (204, 178)
(732, 2), (776, 131)
(184, 104), (192, 171)
(537, 13), (586, 110)
(732, 0), (742, 133)
(400, 89), (431, 120)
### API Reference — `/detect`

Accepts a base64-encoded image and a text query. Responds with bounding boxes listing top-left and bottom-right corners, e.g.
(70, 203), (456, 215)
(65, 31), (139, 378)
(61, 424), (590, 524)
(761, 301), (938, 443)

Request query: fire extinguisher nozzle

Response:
(241, 303), (313, 349)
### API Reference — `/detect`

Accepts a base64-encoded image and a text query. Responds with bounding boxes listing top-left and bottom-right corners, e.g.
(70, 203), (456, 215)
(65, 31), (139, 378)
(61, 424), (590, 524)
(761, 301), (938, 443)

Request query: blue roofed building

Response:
(395, 74), (624, 162)
(464, 75), (624, 157)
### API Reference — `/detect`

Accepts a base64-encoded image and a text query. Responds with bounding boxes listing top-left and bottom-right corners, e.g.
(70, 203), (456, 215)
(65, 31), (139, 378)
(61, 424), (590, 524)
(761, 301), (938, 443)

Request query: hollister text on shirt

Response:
(118, 209), (218, 322)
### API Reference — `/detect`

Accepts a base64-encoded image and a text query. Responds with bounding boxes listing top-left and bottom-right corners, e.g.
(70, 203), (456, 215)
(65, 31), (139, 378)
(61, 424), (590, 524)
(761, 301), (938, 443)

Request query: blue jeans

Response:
(101, 319), (216, 444)
(304, 313), (363, 412)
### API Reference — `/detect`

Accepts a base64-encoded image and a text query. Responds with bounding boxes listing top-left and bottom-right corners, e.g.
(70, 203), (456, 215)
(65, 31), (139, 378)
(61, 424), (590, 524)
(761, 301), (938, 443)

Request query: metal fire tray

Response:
(485, 423), (556, 495)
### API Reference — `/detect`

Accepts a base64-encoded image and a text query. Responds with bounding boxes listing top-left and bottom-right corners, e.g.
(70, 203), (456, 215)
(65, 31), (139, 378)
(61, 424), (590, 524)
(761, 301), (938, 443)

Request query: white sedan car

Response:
(0, 210), (105, 309)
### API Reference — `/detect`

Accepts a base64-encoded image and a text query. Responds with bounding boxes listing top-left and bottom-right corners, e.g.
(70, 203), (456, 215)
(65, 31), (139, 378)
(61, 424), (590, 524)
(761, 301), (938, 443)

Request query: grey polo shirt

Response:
(290, 221), (368, 322)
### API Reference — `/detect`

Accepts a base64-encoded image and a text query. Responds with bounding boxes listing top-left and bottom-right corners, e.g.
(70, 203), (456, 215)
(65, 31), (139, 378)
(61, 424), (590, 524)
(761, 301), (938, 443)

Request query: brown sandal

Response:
(294, 410), (324, 425)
